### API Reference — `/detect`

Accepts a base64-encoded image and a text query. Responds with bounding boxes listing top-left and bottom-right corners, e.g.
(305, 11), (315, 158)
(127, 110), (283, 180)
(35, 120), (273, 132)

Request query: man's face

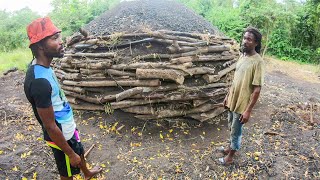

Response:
(241, 32), (257, 53)
(42, 33), (64, 58)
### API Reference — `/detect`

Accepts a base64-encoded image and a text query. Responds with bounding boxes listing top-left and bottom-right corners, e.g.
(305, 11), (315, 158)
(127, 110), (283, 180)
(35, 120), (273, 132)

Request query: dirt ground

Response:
(0, 57), (319, 179)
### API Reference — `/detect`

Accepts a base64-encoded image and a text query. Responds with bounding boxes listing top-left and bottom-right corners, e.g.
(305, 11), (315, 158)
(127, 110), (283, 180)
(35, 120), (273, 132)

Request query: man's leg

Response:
(79, 154), (102, 180)
(224, 111), (243, 164)
(222, 111), (233, 155)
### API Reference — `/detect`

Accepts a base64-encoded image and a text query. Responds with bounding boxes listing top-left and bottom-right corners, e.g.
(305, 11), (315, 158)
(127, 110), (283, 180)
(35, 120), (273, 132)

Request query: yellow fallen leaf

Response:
(217, 128), (221, 131)
(132, 157), (138, 163)
(0, 150), (3, 155)
(254, 156), (259, 161)
(21, 153), (27, 159)
(203, 131), (206, 135)
(32, 172), (37, 180)
(169, 129), (173, 133)
(160, 133), (164, 139)
(12, 166), (18, 171)
(22, 177), (28, 180)
(37, 137), (43, 141)
(254, 152), (261, 157)
(101, 164), (106, 168)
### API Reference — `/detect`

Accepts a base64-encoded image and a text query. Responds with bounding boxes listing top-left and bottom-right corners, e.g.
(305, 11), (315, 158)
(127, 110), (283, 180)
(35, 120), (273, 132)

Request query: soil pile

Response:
(84, 0), (223, 36)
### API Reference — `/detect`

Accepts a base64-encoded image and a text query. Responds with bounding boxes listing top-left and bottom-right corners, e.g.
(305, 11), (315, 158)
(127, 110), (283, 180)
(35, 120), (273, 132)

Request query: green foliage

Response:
(177, 0), (319, 64)
(49, 0), (120, 37)
(0, 8), (39, 52)
(0, 48), (31, 73)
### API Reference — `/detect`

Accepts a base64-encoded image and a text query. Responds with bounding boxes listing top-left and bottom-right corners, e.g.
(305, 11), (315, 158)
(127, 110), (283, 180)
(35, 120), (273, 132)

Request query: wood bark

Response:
(115, 87), (144, 102)
(203, 63), (236, 83)
(61, 85), (86, 94)
(63, 79), (160, 87)
(136, 68), (185, 85)
(65, 52), (116, 58)
(188, 107), (225, 122)
(64, 90), (103, 104)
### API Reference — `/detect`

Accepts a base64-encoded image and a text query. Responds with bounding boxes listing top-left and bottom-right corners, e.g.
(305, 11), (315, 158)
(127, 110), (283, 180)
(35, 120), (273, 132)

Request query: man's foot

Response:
(84, 166), (103, 180)
(217, 157), (233, 166)
(217, 146), (230, 155)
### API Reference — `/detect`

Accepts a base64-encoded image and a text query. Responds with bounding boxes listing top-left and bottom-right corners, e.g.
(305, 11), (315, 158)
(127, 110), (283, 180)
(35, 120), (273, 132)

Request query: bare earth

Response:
(0, 57), (319, 179)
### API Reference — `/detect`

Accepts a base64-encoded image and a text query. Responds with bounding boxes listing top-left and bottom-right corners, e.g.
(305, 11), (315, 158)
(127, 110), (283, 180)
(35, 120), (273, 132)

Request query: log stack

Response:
(53, 30), (239, 122)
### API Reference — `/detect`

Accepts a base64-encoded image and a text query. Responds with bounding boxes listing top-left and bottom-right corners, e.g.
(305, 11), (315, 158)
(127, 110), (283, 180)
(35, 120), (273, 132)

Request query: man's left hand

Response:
(240, 111), (251, 124)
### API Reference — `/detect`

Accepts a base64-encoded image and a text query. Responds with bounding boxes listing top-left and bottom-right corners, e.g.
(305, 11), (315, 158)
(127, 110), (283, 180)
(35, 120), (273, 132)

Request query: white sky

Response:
(0, 0), (53, 15)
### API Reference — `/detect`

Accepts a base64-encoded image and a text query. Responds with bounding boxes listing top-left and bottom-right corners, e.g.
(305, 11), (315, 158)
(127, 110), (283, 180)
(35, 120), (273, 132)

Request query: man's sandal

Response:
(217, 146), (229, 155)
(217, 157), (233, 166)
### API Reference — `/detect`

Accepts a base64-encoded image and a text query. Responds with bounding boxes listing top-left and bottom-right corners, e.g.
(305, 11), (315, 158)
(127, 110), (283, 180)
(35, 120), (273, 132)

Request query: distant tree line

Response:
(0, 0), (318, 63)
(178, 0), (320, 63)
(0, 0), (119, 52)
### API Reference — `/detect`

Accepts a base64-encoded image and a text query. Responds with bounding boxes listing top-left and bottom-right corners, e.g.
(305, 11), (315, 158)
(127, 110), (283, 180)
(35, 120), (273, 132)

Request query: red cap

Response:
(27, 17), (61, 47)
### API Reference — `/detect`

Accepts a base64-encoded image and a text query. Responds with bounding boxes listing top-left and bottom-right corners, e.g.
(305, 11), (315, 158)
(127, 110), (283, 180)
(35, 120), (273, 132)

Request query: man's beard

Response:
(45, 46), (64, 58)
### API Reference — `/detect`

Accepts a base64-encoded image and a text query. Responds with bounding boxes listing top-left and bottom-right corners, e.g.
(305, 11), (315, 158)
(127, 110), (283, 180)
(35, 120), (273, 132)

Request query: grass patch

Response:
(0, 48), (32, 74)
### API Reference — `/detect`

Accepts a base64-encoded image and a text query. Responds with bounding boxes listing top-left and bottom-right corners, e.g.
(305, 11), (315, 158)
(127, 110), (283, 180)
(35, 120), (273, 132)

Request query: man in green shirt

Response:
(219, 27), (265, 165)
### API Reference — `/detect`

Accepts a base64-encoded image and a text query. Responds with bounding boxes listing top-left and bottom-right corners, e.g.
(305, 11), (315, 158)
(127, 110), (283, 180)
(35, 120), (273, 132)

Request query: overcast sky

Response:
(0, 0), (53, 15)
(0, 0), (307, 16)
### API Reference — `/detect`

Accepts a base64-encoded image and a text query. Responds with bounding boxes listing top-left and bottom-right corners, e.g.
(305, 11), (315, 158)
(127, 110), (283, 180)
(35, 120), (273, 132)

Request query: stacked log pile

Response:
(53, 30), (239, 122)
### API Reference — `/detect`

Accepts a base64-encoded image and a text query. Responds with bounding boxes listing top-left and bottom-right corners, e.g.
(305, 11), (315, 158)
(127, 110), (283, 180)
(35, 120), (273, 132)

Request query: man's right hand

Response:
(69, 153), (81, 168)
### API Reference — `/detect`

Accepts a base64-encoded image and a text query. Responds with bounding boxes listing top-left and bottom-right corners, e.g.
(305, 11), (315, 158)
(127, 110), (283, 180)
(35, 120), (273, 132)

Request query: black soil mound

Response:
(84, 0), (222, 35)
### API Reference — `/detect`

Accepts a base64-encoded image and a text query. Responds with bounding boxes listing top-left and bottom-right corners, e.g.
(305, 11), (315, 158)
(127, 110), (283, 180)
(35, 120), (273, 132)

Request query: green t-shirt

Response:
(226, 53), (265, 114)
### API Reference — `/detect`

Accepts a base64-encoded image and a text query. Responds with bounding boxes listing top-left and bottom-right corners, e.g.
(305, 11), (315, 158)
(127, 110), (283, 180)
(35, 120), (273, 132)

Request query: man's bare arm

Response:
(37, 106), (81, 167)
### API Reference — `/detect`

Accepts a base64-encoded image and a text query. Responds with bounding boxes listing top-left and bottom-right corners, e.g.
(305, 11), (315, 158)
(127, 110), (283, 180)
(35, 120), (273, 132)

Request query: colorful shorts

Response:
(46, 130), (84, 177)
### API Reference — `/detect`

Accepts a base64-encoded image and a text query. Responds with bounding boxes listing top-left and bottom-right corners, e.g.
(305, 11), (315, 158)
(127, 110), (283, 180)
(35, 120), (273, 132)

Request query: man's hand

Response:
(240, 110), (251, 124)
(69, 153), (81, 168)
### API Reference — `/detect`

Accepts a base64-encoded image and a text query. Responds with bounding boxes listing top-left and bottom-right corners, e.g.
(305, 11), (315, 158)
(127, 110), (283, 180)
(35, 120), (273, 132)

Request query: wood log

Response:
(138, 45), (230, 60)
(136, 68), (185, 85)
(61, 85), (86, 94)
(80, 68), (104, 75)
(70, 59), (111, 64)
(123, 106), (155, 115)
(63, 79), (161, 87)
(185, 67), (215, 76)
(64, 90), (103, 104)
(158, 30), (206, 39)
(62, 68), (80, 73)
(153, 38), (209, 47)
(203, 63), (236, 83)
(65, 52), (116, 58)
(193, 100), (209, 107)
(130, 93), (166, 99)
(167, 46), (197, 53)
(111, 62), (192, 71)
(188, 107), (225, 122)
(170, 56), (194, 64)
(110, 90), (226, 109)
(70, 103), (104, 111)
(66, 96), (79, 104)
(115, 87), (144, 102)
(131, 102), (222, 119)
(70, 62), (112, 69)
(151, 31), (204, 43)
(106, 69), (136, 77)
(197, 55), (235, 61)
